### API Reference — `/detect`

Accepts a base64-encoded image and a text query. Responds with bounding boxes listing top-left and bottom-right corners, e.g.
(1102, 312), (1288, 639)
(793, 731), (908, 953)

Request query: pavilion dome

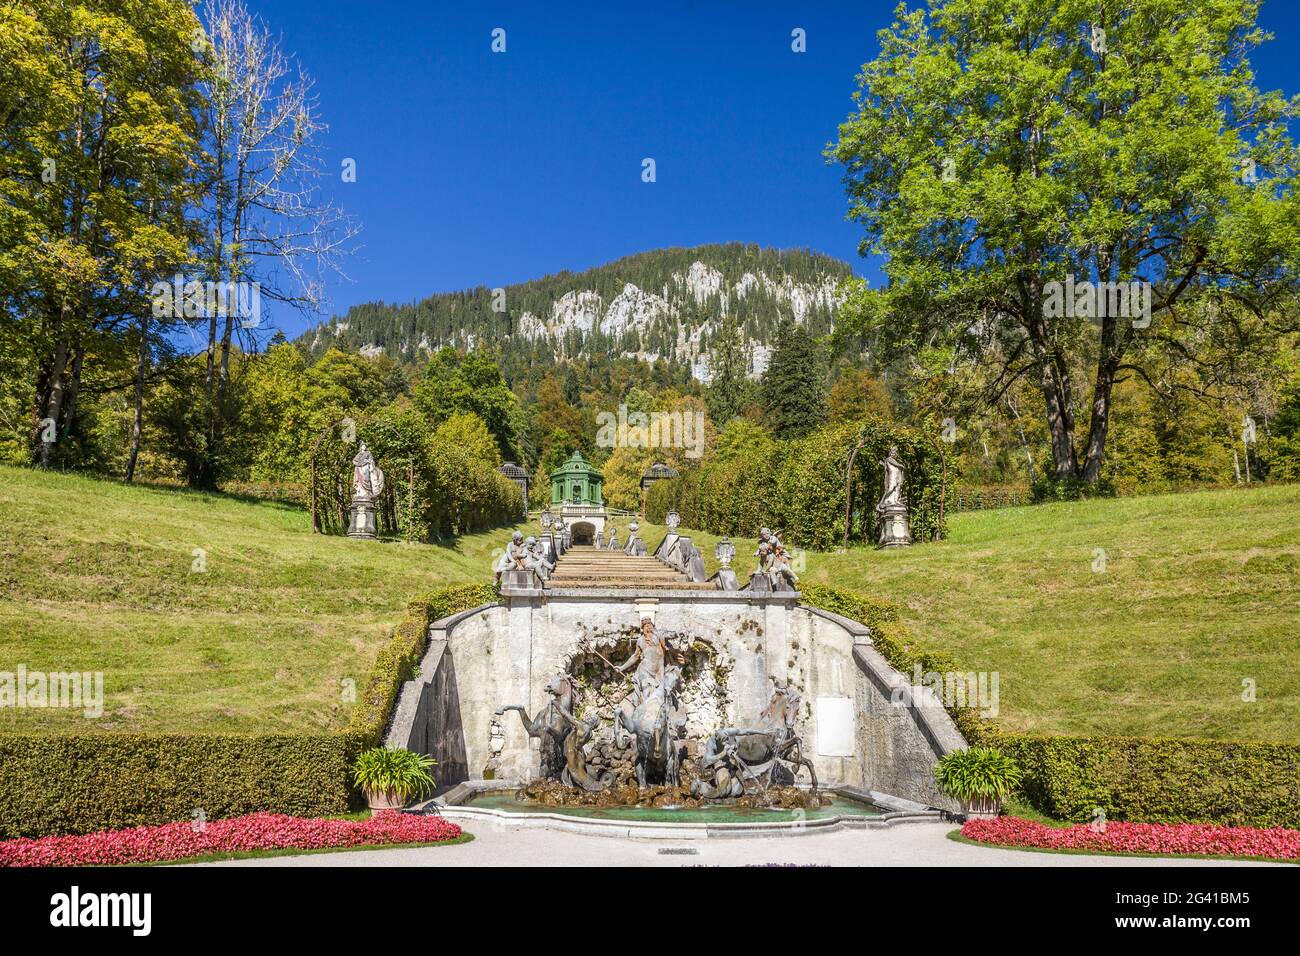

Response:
(549, 451), (602, 481)
(641, 460), (679, 482)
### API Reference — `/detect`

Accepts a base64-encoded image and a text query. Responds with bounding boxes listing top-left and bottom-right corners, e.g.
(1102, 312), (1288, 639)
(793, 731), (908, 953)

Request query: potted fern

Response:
(352, 746), (437, 811)
(933, 747), (1022, 819)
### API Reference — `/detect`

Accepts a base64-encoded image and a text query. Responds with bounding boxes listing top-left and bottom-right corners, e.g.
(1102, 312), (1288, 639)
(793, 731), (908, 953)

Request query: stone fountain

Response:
(495, 616), (822, 810)
(385, 513), (970, 836)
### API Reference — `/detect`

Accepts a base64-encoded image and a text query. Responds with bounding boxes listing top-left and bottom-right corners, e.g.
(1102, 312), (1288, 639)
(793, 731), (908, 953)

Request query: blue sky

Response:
(242, 0), (1299, 338)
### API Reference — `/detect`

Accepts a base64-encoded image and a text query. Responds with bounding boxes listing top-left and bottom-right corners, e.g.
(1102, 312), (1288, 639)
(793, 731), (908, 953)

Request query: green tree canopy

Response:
(434, 411), (501, 468)
(413, 347), (522, 460)
(831, 0), (1300, 484)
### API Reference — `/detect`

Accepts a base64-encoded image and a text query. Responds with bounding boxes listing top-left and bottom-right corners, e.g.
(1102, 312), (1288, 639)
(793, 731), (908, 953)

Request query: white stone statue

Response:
(494, 531), (527, 583)
(524, 535), (554, 580)
(877, 445), (905, 511)
(754, 527), (783, 560)
(875, 445), (913, 547)
(752, 527), (797, 590)
(352, 442), (385, 499)
(767, 546), (799, 590)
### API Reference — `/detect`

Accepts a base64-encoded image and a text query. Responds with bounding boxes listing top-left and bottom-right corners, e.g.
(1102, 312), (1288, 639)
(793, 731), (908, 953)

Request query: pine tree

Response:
(705, 320), (749, 425)
(761, 320), (827, 439)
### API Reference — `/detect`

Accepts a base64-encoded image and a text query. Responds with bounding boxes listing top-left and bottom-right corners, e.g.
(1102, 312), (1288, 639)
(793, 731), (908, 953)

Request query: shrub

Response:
(980, 731), (1300, 829)
(933, 747), (1023, 814)
(351, 747), (437, 803)
(345, 600), (436, 748)
(0, 583), (496, 839)
(647, 417), (946, 549)
(0, 733), (354, 840)
(344, 583), (496, 749)
(426, 582), (498, 623)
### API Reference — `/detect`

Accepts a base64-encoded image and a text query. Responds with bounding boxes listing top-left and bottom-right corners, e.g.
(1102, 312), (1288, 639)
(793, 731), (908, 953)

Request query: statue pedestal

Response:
(877, 503), (913, 548)
(499, 568), (541, 593)
(347, 494), (377, 540)
(711, 567), (740, 591)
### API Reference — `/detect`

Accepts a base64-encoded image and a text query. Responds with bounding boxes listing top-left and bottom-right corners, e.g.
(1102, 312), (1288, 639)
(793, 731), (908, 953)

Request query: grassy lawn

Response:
(3, 466), (1295, 744)
(0, 465), (536, 733)
(639, 484), (1300, 744)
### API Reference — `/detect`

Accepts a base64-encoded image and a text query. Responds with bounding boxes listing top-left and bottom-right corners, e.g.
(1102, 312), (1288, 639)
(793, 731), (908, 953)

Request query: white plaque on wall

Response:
(816, 696), (855, 757)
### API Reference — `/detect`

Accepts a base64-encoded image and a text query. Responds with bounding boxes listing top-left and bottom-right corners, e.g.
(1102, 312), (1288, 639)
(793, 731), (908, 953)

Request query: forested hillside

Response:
(298, 244), (852, 383)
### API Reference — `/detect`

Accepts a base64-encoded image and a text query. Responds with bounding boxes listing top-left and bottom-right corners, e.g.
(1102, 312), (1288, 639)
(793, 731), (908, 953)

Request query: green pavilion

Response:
(550, 451), (606, 544)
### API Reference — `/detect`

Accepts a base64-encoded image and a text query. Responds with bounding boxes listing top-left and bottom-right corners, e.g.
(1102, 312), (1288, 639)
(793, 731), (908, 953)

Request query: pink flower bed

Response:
(0, 812), (463, 867)
(962, 816), (1300, 860)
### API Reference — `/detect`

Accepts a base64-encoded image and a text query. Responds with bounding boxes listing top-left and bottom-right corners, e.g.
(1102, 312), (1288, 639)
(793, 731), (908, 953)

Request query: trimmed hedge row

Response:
(0, 583), (498, 839)
(801, 584), (1300, 829)
(0, 734), (353, 840)
(984, 732), (1300, 830)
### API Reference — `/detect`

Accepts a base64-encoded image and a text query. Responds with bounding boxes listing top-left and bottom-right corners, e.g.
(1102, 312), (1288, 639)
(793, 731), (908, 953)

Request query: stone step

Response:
(545, 580), (715, 591)
(549, 573), (686, 581)
(545, 544), (700, 590)
(557, 551), (655, 557)
(553, 565), (670, 573)
(548, 574), (691, 582)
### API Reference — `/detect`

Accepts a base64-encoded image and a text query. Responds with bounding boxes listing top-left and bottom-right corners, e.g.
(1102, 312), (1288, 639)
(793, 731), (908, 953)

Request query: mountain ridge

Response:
(298, 243), (854, 381)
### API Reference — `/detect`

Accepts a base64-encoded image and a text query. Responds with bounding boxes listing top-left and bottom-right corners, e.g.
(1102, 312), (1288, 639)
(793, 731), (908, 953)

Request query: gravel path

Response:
(194, 821), (1281, 867)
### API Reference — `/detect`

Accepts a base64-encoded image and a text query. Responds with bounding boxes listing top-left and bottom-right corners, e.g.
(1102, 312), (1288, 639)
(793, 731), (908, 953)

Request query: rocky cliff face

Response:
(303, 244), (851, 380)
(507, 263), (840, 379)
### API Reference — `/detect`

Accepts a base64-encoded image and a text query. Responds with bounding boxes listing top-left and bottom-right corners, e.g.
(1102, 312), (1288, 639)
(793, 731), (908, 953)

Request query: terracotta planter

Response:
(364, 788), (408, 812)
(961, 795), (1002, 820)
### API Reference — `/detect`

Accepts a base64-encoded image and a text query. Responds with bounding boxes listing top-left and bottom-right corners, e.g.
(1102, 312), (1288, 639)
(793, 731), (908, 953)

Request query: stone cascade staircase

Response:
(545, 546), (714, 591)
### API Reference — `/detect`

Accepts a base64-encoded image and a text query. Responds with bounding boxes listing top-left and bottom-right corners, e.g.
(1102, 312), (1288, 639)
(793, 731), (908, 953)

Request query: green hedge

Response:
(344, 583), (497, 747)
(0, 733), (354, 839)
(802, 584), (1300, 829)
(0, 583), (498, 839)
(982, 732), (1300, 829)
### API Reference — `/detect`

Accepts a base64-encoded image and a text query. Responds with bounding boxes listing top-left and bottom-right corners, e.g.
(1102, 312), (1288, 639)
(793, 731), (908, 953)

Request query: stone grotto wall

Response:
(385, 591), (966, 807)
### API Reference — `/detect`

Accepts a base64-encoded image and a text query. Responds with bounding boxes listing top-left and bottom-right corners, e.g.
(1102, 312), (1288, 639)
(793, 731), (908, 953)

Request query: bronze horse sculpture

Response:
(616, 667), (683, 787)
(498, 674), (613, 791)
(691, 686), (817, 798)
(497, 674), (580, 781)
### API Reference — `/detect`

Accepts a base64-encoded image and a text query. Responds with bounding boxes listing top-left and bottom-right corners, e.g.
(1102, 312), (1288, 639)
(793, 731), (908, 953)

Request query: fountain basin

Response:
(423, 781), (941, 839)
